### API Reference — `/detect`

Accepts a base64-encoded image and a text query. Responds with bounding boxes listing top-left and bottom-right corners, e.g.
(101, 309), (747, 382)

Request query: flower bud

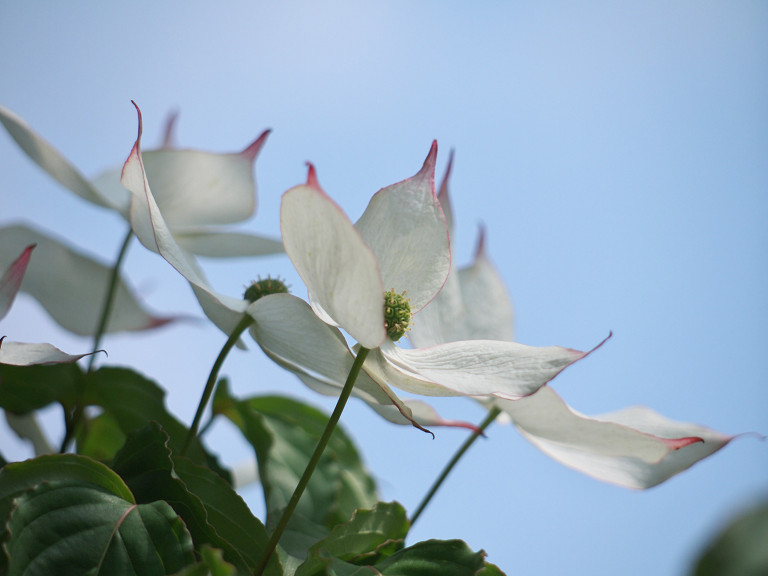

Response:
(244, 277), (289, 302)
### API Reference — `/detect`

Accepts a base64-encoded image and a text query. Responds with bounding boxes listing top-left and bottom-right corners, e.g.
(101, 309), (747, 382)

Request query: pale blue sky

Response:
(1, 2), (766, 574)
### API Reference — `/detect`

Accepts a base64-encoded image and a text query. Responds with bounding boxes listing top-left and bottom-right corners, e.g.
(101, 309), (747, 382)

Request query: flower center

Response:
(384, 289), (411, 341)
(244, 277), (290, 302)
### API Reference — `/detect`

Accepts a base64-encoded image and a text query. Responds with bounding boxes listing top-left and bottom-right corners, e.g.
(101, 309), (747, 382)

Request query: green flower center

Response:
(244, 277), (290, 302)
(384, 290), (411, 341)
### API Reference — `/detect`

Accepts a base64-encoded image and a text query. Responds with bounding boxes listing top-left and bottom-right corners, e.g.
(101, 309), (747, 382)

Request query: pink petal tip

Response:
(241, 129), (271, 162)
(437, 148), (455, 203)
(161, 110), (179, 148)
(473, 224), (487, 260)
(663, 436), (705, 450)
(305, 162), (321, 190)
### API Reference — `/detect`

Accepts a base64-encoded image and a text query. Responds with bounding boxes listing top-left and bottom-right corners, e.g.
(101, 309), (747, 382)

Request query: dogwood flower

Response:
(0, 244), (91, 365)
(120, 104), (464, 432)
(0, 103), (282, 258)
(409, 154), (734, 489)
(281, 143), (594, 403)
(0, 224), (173, 336)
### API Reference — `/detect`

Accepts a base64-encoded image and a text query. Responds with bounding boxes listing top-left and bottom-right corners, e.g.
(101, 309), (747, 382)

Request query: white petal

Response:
(121, 104), (248, 336)
(90, 166), (133, 217)
(355, 141), (451, 312)
(496, 387), (733, 489)
(369, 338), (594, 399)
(408, 262), (465, 348)
(0, 340), (92, 366)
(436, 149), (455, 238)
(174, 230), (283, 258)
(368, 399), (478, 432)
(280, 167), (385, 349)
(0, 224), (173, 335)
(0, 104), (121, 211)
(137, 138), (266, 228)
(92, 131), (269, 229)
(454, 227), (515, 341)
(247, 294), (431, 431)
(0, 244), (34, 320)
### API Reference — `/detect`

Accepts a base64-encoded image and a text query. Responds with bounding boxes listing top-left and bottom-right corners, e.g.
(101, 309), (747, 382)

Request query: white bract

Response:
(120, 105), (464, 432)
(0, 245), (91, 366)
(0, 103), (281, 336)
(0, 224), (174, 335)
(408, 155), (734, 488)
(281, 144), (591, 404)
(0, 102), (282, 259)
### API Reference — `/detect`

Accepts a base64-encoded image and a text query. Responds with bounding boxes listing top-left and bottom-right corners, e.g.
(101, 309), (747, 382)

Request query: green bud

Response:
(384, 289), (411, 341)
(244, 277), (289, 303)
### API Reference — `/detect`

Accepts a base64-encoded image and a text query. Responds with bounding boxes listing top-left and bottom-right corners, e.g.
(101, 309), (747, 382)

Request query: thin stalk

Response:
(59, 228), (133, 453)
(87, 227), (133, 373)
(181, 314), (254, 456)
(410, 405), (502, 527)
(254, 347), (371, 576)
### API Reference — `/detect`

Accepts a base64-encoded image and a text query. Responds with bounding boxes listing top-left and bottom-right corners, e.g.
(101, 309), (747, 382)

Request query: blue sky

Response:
(1, 2), (766, 574)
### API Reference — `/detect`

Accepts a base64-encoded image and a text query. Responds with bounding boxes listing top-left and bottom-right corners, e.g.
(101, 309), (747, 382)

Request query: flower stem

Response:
(254, 346), (371, 576)
(87, 227), (133, 373)
(59, 227), (133, 453)
(410, 405), (501, 527)
(182, 314), (255, 456)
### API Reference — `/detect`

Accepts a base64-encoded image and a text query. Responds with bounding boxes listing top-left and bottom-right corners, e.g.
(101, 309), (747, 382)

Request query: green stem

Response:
(87, 228), (133, 373)
(254, 346), (371, 576)
(181, 314), (254, 456)
(410, 406), (502, 527)
(59, 228), (133, 453)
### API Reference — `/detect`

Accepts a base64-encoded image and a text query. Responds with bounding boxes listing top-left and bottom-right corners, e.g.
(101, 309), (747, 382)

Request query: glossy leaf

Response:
(171, 546), (242, 576)
(0, 362), (84, 413)
(375, 540), (504, 576)
(5, 481), (194, 575)
(296, 502), (409, 575)
(80, 367), (210, 465)
(217, 391), (377, 529)
(0, 453), (136, 573)
(297, 538), (504, 576)
(111, 423), (280, 576)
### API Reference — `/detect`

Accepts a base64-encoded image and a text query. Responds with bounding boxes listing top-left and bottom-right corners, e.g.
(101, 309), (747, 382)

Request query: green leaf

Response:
(0, 454), (137, 573)
(375, 540), (504, 576)
(296, 538), (504, 576)
(218, 391), (377, 530)
(111, 422), (280, 576)
(692, 499), (768, 576)
(0, 362), (84, 412)
(5, 481), (194, 575)
(276, 513), (330, 576)
(296, 502), (409, 576)
(77, 411), (128, 462)
(309, 502), (408, 565)
(80, 367), (230, 481)
(170, 546), (243, 576)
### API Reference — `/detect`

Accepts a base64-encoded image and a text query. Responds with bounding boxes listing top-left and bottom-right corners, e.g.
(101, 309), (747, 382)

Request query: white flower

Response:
(0, 224), (174, 336)
(0, 245), (91, 366)
(0, 102), (282, 259)
(119, 105), (459, 432)
(410, 153), (734, 488)
(280, 143), (591, 404)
